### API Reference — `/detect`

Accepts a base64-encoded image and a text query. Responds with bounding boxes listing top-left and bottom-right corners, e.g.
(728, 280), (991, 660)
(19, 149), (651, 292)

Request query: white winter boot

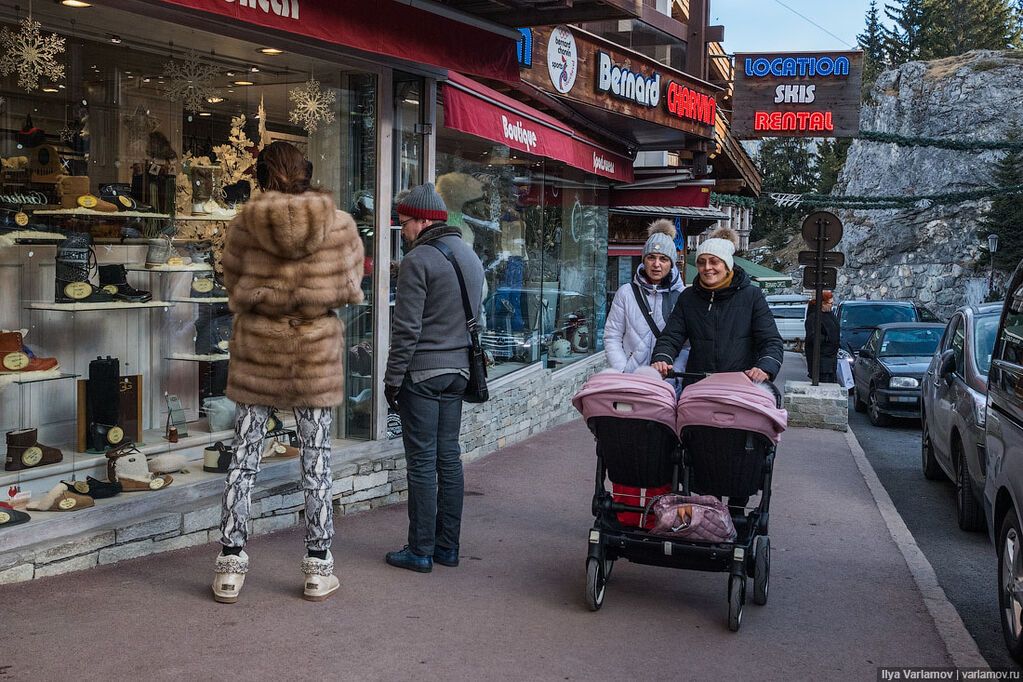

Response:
(301, 551), (340, 602)
(212, 551), (248, 604)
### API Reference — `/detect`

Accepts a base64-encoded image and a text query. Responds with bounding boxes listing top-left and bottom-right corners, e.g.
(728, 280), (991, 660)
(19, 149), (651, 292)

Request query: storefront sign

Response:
(516, 29), (532, 68)
(546, 26), (578, 94)
(154, 0), (520, 82)
(521, 25), (718, 140)
(731, 51), (862, 138)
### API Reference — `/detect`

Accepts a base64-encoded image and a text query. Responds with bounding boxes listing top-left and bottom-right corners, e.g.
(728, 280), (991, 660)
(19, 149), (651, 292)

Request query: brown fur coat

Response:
(221, 191), (364, 408)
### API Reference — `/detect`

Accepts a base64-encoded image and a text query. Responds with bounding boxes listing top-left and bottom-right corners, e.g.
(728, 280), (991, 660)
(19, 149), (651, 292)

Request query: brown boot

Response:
(5, 428), (63, 471)
(0, 332), (59, 374)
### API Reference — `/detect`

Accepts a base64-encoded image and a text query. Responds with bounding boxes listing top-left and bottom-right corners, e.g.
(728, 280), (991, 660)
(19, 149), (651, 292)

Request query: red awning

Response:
(608, 245), (643, 257)
(610, 185), (712, 208)
(443, 72), (634, 183)
(154, 0), (520, 82)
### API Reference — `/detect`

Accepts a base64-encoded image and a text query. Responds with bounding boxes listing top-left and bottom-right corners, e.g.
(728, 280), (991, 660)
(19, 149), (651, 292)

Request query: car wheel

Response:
(868, 386), (891, 427)
(921, 414), (945, 481)
(998, 512), (1023, 663)
(854, 386), (867, 413)
(955, 438), (984, 532)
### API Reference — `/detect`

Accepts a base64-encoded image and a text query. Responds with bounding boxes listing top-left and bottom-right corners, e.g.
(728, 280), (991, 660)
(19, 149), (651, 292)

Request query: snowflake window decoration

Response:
(163, 51), (218, 114)
(59, 123), (77, 144)
(0, 17), (66, 93)
(289, 78), (336, 133)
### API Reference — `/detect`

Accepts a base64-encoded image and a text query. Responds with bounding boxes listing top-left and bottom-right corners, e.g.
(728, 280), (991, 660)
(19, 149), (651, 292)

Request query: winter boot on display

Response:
(0, 332), (59, 374)
(27, 483), (94, 512)
(105, 442), (173, 491)
(54, 232), (115, 304)
(5, 428), (63, 471)
(86, 356), (122, 452)
(62, 477), (122, 499)
(212, 550), (249, 604)
(98, 264), (151, 303)
(301, 552), (340, 602)
(190, 274), (228, 299)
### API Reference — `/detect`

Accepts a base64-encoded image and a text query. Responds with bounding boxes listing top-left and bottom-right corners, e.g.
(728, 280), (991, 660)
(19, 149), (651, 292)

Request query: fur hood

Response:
(235, 190), (337, 260)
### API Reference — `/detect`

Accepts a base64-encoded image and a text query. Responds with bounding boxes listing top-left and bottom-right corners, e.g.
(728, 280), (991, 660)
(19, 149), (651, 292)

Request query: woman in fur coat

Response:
(604, 219), (688, 374)
(211, 141), (364, 604)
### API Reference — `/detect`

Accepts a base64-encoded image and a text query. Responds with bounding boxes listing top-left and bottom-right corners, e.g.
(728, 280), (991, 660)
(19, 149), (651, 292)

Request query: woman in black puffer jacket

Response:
(651, 228), (783, 385)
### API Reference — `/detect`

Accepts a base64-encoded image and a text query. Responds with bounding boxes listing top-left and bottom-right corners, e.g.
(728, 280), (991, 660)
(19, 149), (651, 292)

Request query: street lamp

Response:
(988, 233), (999, 295)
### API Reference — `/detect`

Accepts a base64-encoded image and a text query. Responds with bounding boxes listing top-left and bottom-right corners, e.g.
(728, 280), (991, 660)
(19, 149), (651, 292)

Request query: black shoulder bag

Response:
(430, 241), (489, 403)
(631, 283), (663, 338)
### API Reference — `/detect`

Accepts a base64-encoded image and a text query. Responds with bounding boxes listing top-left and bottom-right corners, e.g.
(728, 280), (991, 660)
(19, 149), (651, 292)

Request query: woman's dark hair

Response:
(255, 141), (315, 194)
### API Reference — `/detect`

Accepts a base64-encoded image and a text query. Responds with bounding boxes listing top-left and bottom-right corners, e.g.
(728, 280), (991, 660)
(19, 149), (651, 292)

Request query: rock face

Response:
(832, 50), (1023, 317)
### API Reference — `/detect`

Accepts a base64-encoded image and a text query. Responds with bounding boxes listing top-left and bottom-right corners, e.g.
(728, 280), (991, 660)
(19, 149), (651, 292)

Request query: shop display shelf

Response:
(175, 214), (236, 222)
(168, 297), (230, 304)
(166, 352), (230, 362)
(9, 372), (80, 385)
(93, 237), (212, 246)
(25, 300), (176, 312)
(125, 263), (213, 272)
(33, 208), (173, 219)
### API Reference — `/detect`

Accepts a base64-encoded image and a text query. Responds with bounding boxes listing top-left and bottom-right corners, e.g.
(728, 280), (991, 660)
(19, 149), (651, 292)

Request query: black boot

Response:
(99, 264), (151, 302)
(55, 232), (115, 303)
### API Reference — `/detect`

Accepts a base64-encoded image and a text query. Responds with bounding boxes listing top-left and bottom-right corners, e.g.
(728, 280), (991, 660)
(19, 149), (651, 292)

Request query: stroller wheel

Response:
(753, 536), (770, 606)
(585, 558), (606, 611)
(728, 574), (745, 632)
(603, 557), (614, 583)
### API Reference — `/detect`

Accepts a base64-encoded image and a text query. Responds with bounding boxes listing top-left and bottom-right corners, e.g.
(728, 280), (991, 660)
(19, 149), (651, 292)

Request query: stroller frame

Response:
(584, 377), (781, 632)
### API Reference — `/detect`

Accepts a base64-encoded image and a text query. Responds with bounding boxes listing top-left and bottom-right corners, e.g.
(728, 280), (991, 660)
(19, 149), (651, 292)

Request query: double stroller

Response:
(571, 369), (787, 631)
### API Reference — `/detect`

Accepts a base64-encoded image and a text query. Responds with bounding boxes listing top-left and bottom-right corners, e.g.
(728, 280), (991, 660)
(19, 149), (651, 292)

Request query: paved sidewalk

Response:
(0, 420), (951, 680)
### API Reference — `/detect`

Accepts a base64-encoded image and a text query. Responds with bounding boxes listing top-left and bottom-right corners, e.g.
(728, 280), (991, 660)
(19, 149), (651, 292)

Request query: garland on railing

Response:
(710, 192), (758, 208)
(765, 184), (1023, 210)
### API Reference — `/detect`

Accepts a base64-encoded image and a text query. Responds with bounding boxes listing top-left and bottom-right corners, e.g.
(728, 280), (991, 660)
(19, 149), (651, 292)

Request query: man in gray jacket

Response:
(384, 182), (484, 573)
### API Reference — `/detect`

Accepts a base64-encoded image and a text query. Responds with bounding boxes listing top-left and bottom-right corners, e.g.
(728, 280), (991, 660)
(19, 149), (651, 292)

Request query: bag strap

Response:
(631, 283), (662, 339)
(429, 240), (477, 333)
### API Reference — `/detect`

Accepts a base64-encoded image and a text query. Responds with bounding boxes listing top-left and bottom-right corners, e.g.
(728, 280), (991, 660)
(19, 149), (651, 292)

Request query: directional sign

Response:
(798, 250), (845, 267)
(801, 211), (843, 250)
(802, 266), (838, 290)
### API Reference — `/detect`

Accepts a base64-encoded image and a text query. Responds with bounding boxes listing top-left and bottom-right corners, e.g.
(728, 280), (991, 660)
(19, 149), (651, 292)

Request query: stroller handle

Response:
(665, 370), (783, 409)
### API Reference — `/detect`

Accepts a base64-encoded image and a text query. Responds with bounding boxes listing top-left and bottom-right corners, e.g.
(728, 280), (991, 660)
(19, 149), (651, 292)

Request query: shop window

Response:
(435, 108), (609, 379)
(0, 5), (378, 508)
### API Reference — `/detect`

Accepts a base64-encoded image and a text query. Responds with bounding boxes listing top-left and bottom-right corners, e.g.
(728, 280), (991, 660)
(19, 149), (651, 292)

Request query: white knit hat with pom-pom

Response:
(695, 227), (740, 271)
(643, 219), (677, 259)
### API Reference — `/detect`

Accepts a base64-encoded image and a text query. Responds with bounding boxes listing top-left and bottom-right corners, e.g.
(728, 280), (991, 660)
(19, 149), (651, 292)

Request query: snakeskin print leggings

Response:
(220, 404), (334, 552)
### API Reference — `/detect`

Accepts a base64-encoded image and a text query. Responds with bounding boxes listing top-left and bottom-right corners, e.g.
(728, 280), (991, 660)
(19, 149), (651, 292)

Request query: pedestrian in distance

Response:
(604, 219), (688, 374)
(212, 141), (365, 604)
(384, 182), (484, 573)
(804, 290), (840, 384)
(650, 226), (783, 385)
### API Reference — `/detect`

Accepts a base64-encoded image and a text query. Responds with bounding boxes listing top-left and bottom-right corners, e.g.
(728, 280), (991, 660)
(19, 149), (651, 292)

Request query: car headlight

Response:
(970, 388), (987, 427)
(889, 376), (919, 389)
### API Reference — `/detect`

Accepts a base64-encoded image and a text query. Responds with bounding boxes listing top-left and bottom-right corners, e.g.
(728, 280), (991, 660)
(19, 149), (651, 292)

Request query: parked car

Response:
(766, 294), (808, 345)
(837, 299), (943, 375)
(921, 303), (1002, 531)
(852, 322), (945, 426)
(984, 269), (1023, 662)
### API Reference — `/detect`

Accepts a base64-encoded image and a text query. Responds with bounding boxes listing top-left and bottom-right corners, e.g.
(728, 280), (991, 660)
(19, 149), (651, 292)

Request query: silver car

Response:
(921, 303), (1001, 532)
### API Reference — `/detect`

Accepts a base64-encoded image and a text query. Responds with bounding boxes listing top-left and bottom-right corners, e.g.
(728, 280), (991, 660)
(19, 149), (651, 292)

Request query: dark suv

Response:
(984, 265), (1023, 662)
(836, 300), (942, 373)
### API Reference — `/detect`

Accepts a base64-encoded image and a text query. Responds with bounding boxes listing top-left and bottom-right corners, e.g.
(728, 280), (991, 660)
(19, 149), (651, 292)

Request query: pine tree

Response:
(980, 140), (1023, 271)
(884, 0), (931, 63)
(859, 0), (888, 95)
(926, 0), (1022, 56)
(751, 138), (818, 249)
(817, 139), (853, 195)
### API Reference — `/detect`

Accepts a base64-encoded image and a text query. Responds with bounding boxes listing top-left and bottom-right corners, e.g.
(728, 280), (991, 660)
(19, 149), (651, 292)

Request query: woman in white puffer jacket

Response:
(604, 219), (688, 374)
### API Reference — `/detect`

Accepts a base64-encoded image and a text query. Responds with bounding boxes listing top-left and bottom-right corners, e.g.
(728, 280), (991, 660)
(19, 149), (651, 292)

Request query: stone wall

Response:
(0, 355), (606, 585)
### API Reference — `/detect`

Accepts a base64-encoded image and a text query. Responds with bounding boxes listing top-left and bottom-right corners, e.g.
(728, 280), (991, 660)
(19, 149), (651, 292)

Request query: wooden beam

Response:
(636, 4), (688, 42)
(714, 178), (747, 193)
(685, 0), (707, 79)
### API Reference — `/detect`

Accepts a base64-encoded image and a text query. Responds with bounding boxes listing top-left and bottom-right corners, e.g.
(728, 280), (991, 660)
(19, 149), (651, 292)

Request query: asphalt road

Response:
(780, 351), (1013, 669)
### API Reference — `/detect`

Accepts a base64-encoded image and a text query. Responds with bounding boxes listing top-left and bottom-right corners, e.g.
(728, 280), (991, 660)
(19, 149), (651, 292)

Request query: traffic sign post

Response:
(801, 211), (843, 387)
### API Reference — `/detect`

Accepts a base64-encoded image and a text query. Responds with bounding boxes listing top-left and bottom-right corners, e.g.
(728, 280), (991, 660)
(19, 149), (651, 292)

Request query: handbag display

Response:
(428, 241), (488, 403)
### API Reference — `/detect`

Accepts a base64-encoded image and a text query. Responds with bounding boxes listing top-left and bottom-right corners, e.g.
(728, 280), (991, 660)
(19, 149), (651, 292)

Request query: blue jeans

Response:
(398, 373), (468, 556)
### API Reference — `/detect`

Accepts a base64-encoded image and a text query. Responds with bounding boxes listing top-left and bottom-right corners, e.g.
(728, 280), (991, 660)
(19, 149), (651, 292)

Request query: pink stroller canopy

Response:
(572, 370), (678, 432)
(676, 373), (788, 443)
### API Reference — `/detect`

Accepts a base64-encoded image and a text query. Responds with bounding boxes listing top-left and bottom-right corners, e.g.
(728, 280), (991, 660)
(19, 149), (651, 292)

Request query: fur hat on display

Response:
(395, 182), (448, 221)
(643, 219), (677, 259)
(694, 227), (740, 271)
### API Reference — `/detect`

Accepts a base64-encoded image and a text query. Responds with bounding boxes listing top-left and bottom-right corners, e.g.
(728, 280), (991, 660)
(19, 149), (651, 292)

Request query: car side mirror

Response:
(859, 348), (873, 359)
(939, 349), (956, 379)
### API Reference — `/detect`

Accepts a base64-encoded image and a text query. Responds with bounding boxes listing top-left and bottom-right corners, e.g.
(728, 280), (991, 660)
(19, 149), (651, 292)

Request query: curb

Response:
(844, 428), (988, 668)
